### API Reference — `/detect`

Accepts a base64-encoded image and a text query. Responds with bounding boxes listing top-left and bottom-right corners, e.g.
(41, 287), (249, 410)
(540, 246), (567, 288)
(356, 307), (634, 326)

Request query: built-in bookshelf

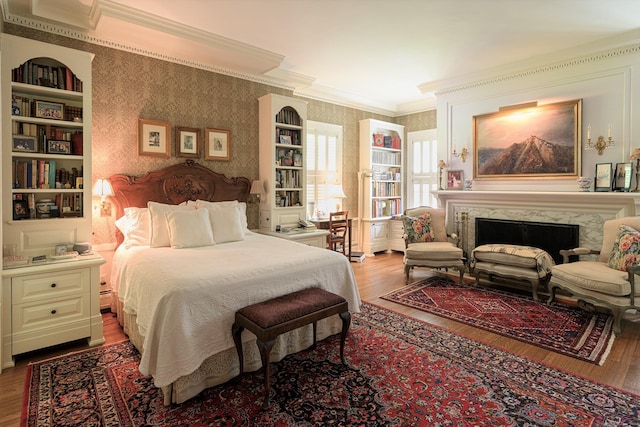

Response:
(358, 119), (405, 256)
(258, 94), (308, 231)
(1, 35), (104, 372)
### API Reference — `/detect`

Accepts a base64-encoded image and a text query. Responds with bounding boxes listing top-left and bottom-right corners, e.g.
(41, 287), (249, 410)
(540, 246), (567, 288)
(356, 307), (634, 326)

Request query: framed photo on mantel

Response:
(595, 163), (612, 192)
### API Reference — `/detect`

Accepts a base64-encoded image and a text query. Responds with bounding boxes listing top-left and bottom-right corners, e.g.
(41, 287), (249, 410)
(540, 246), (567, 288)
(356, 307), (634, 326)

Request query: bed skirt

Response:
(111, 291), (344, 405)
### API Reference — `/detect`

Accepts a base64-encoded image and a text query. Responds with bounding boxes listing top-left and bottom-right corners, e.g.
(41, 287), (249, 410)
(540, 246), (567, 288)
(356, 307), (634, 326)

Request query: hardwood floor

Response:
(1, 252), (639, 426)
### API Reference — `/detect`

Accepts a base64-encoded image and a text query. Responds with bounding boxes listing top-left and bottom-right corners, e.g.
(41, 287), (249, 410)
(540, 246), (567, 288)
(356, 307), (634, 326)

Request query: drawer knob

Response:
(50, 283), (57, 288)
(51, 309), (57, 315)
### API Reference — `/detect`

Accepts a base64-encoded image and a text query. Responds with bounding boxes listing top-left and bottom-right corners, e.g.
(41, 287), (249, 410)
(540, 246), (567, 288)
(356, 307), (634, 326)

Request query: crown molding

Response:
(421, 29), (640, 97)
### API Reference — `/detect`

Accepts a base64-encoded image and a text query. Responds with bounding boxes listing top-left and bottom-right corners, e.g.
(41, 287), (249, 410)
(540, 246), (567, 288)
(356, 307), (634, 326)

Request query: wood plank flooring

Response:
(1, 252), (638, 426)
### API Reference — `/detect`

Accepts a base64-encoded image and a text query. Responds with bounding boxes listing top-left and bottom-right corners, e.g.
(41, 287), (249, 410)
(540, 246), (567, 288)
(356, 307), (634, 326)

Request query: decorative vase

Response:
(576, 177), (592, 192)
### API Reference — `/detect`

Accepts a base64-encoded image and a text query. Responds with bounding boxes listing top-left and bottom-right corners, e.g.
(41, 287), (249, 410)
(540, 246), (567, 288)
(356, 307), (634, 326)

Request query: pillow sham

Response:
(195, 199), (249, 234)
(208, 204), (245, 243)
(401, 213), (435, 244)
(165, 208), (215, 249)
(607, 224), (640, 271)
(148, 201), (195, 247)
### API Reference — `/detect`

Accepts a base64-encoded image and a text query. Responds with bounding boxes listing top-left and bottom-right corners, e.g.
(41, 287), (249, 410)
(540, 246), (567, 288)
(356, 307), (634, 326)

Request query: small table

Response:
(311, 218), (352, 258)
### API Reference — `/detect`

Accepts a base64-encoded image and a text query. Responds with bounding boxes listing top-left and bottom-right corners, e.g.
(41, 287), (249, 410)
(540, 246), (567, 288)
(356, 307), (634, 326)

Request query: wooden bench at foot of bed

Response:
(232, 287), (351, 408)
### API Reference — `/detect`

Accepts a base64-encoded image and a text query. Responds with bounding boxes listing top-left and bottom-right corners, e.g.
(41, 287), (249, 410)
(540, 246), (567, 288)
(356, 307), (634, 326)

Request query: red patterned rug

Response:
(382, 276), (615, 365)
(23, 303), (637, 426)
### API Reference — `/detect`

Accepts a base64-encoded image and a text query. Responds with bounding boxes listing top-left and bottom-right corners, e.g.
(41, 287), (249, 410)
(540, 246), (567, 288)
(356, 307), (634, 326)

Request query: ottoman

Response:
(471, 244), (555, 302)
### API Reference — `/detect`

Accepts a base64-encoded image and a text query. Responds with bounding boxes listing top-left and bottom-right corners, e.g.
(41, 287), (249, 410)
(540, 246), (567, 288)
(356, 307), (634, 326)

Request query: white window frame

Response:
(406, 129), (438, 209)
(306, 121), (343, 219)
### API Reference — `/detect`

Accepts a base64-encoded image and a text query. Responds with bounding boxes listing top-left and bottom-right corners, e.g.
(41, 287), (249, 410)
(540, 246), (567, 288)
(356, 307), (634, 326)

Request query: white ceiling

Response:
(3, 0), (640, 115)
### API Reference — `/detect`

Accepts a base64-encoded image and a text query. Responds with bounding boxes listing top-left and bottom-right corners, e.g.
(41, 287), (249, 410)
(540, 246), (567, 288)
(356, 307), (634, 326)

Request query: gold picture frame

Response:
(473, 99), (581, 180)
(176, 126), (201, 158)
(138, 118), (170, 158)
(204, 128), (231, 161)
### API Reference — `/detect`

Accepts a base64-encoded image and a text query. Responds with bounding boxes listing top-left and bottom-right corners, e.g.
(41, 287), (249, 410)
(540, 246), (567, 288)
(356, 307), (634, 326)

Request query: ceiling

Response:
(3, 0), (640, 115)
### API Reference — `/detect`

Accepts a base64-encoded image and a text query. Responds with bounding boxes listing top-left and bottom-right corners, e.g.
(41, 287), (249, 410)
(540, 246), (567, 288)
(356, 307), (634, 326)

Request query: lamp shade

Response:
(250, 180), (264, 195)
(92, 178), (114, 198)
(330, 184), (346, 199)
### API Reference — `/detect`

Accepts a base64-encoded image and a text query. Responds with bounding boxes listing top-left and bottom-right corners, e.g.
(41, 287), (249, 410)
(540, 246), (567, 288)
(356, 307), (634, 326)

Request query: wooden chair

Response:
(328, 211), (348, 255)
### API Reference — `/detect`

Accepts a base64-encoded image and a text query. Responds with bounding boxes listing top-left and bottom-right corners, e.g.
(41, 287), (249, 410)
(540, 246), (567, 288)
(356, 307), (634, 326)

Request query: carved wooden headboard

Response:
(109, 160), (251, 246)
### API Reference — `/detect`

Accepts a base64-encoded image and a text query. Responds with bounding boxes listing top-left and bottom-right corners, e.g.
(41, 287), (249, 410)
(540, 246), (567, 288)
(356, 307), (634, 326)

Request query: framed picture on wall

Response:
(138, 118), (171, 158)
(204, 128), (231, 161)
(176, 126), (201, 158)
(595, 163), (612, 192)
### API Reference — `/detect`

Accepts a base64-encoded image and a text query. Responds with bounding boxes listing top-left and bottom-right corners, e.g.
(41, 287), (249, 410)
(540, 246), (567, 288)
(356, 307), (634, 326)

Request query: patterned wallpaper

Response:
(5, 24), (436, 245)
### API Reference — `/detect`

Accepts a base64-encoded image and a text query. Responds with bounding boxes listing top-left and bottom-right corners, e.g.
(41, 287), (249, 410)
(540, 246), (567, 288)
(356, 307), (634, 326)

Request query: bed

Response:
(108, 160), (361, 405)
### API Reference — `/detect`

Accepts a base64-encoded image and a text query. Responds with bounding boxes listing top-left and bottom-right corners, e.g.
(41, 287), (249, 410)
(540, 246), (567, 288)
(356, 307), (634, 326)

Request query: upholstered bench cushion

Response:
(237, 287), (346, 329)
(552, 261), (640, 297)
(474, 261), (542, 280)
(472, 244), (555, 276)
(405, 241), (463, 260)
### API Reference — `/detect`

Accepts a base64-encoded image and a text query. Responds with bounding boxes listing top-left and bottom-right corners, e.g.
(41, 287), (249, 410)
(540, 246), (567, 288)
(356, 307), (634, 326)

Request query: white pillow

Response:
(208, 204), (245, 243)
(195, 199), (249, 234)
(148, 201), (195, 247)
(165, 208), (215, 249)
(124, 207), (150, 246)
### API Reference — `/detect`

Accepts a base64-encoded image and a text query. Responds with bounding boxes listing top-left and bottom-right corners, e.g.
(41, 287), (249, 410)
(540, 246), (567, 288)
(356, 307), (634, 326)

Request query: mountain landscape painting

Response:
(473, 100), (581, 179)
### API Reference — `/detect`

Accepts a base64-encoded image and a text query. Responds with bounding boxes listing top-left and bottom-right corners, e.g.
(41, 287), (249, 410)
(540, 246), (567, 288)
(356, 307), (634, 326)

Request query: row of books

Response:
(275, 190), (302, 207)
(275, 107), (301, 126)
(12, 61), (83, 92)
(372, 133), (401, 149)
(372, 182), (401, 197)
(12, 159), (83, 190)
(14, 192), (83, 219)
(275, 169), (302, 189)
(13, 122), (80, 142)
(276, 148), (302, 167)
(372, 198), (402, 218)
(371, 151), (401, 165)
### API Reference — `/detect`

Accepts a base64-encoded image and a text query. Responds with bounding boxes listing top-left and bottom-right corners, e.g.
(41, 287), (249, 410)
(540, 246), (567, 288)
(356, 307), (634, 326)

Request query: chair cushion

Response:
(607, 224), (640, 271)
(402, 213), (435, 243)
(551, 261), (637, 297)
(405, 241), (463, 260)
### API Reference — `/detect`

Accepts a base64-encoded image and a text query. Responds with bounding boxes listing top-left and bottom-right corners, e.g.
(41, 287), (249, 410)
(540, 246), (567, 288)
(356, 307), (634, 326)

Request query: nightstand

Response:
(257, 229), (329, 249)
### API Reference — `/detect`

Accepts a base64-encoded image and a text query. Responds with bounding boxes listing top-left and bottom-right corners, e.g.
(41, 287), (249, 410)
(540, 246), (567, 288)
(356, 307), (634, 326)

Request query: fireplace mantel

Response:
(432, 190), (640, 256)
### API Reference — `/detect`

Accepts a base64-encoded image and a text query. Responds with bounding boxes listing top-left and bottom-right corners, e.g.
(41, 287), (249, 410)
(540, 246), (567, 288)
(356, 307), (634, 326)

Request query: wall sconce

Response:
(584, 124), (614, 155)
(452, 145), (468, 163)
(92, 178), (113, 215)
(250, 179), (264, 203)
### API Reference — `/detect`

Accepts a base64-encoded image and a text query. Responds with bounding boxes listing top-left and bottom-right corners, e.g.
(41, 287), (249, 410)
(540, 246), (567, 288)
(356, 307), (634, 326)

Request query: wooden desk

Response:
(311, 218), (352, 257)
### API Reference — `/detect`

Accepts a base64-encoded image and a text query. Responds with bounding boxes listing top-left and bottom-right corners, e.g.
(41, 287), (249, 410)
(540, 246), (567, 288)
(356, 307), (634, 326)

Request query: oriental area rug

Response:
(382, 276), (615, 365)
(23, 303), (638, 427)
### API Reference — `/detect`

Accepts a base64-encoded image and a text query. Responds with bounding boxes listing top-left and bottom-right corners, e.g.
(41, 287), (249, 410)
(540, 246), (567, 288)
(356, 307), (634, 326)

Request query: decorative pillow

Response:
(195, 199), (250, 235)
(148, 202), (195, 247)
(123, 207), (150, 247)
(607, 225), (640, 271)
(208, 204), (245, 243)
(401, 213), (435, 243)
(165, 208), (215, 249)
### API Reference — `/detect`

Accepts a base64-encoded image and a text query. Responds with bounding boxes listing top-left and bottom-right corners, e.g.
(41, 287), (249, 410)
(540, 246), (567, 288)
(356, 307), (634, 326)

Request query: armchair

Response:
(401, 207), (465, 284)
(548, 216), (640, 334)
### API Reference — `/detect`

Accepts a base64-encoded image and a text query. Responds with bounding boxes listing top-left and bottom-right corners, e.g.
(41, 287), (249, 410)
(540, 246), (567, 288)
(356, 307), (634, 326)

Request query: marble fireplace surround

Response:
(432, 190), (640, 258)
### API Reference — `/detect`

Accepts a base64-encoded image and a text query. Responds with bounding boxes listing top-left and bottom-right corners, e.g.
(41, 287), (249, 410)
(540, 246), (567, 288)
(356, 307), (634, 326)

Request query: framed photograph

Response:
(205, 128), (231, 161)
(447, 170), (464, 190)
(13, 200), (29, 220)
(138, 118), (171, 158)
(34, 100), (64, 120)
(595, 163), (612, 192)
(55, 244), (67, 256)
(12, 135), (37, 152)
(293, 152), (303, 167)
(473, 99), (581, 180)
(47, 140), (71, 155)
(176, 126), (201, 158)
(279, 134), (292, 145)
(614, 162), (632, 192)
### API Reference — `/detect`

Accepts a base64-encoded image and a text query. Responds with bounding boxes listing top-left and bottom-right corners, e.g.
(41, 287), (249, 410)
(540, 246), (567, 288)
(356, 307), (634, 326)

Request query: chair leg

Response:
(404, 264), (411, 284)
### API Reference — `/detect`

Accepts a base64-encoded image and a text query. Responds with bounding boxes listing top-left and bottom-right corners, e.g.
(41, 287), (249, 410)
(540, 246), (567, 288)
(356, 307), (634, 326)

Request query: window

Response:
(306, 121), (343, 218)
(406, 129), (438, 208)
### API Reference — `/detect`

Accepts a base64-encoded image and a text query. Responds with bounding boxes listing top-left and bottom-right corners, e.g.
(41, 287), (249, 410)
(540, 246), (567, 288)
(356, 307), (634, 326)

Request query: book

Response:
(350, 251), (365, 263)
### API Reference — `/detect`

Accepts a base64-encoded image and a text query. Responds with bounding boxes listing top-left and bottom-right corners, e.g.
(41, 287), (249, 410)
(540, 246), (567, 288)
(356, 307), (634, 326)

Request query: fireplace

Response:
(475, 218), (579, 264)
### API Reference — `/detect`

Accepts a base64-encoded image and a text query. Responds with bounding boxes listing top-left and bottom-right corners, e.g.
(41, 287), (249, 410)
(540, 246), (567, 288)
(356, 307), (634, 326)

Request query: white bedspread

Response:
(111, 231), (361, 388)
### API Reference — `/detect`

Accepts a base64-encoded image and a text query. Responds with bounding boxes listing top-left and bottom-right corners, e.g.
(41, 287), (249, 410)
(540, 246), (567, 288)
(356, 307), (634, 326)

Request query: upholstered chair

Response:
(548, 216), (640, 334)
(401, 207), (465, 284)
